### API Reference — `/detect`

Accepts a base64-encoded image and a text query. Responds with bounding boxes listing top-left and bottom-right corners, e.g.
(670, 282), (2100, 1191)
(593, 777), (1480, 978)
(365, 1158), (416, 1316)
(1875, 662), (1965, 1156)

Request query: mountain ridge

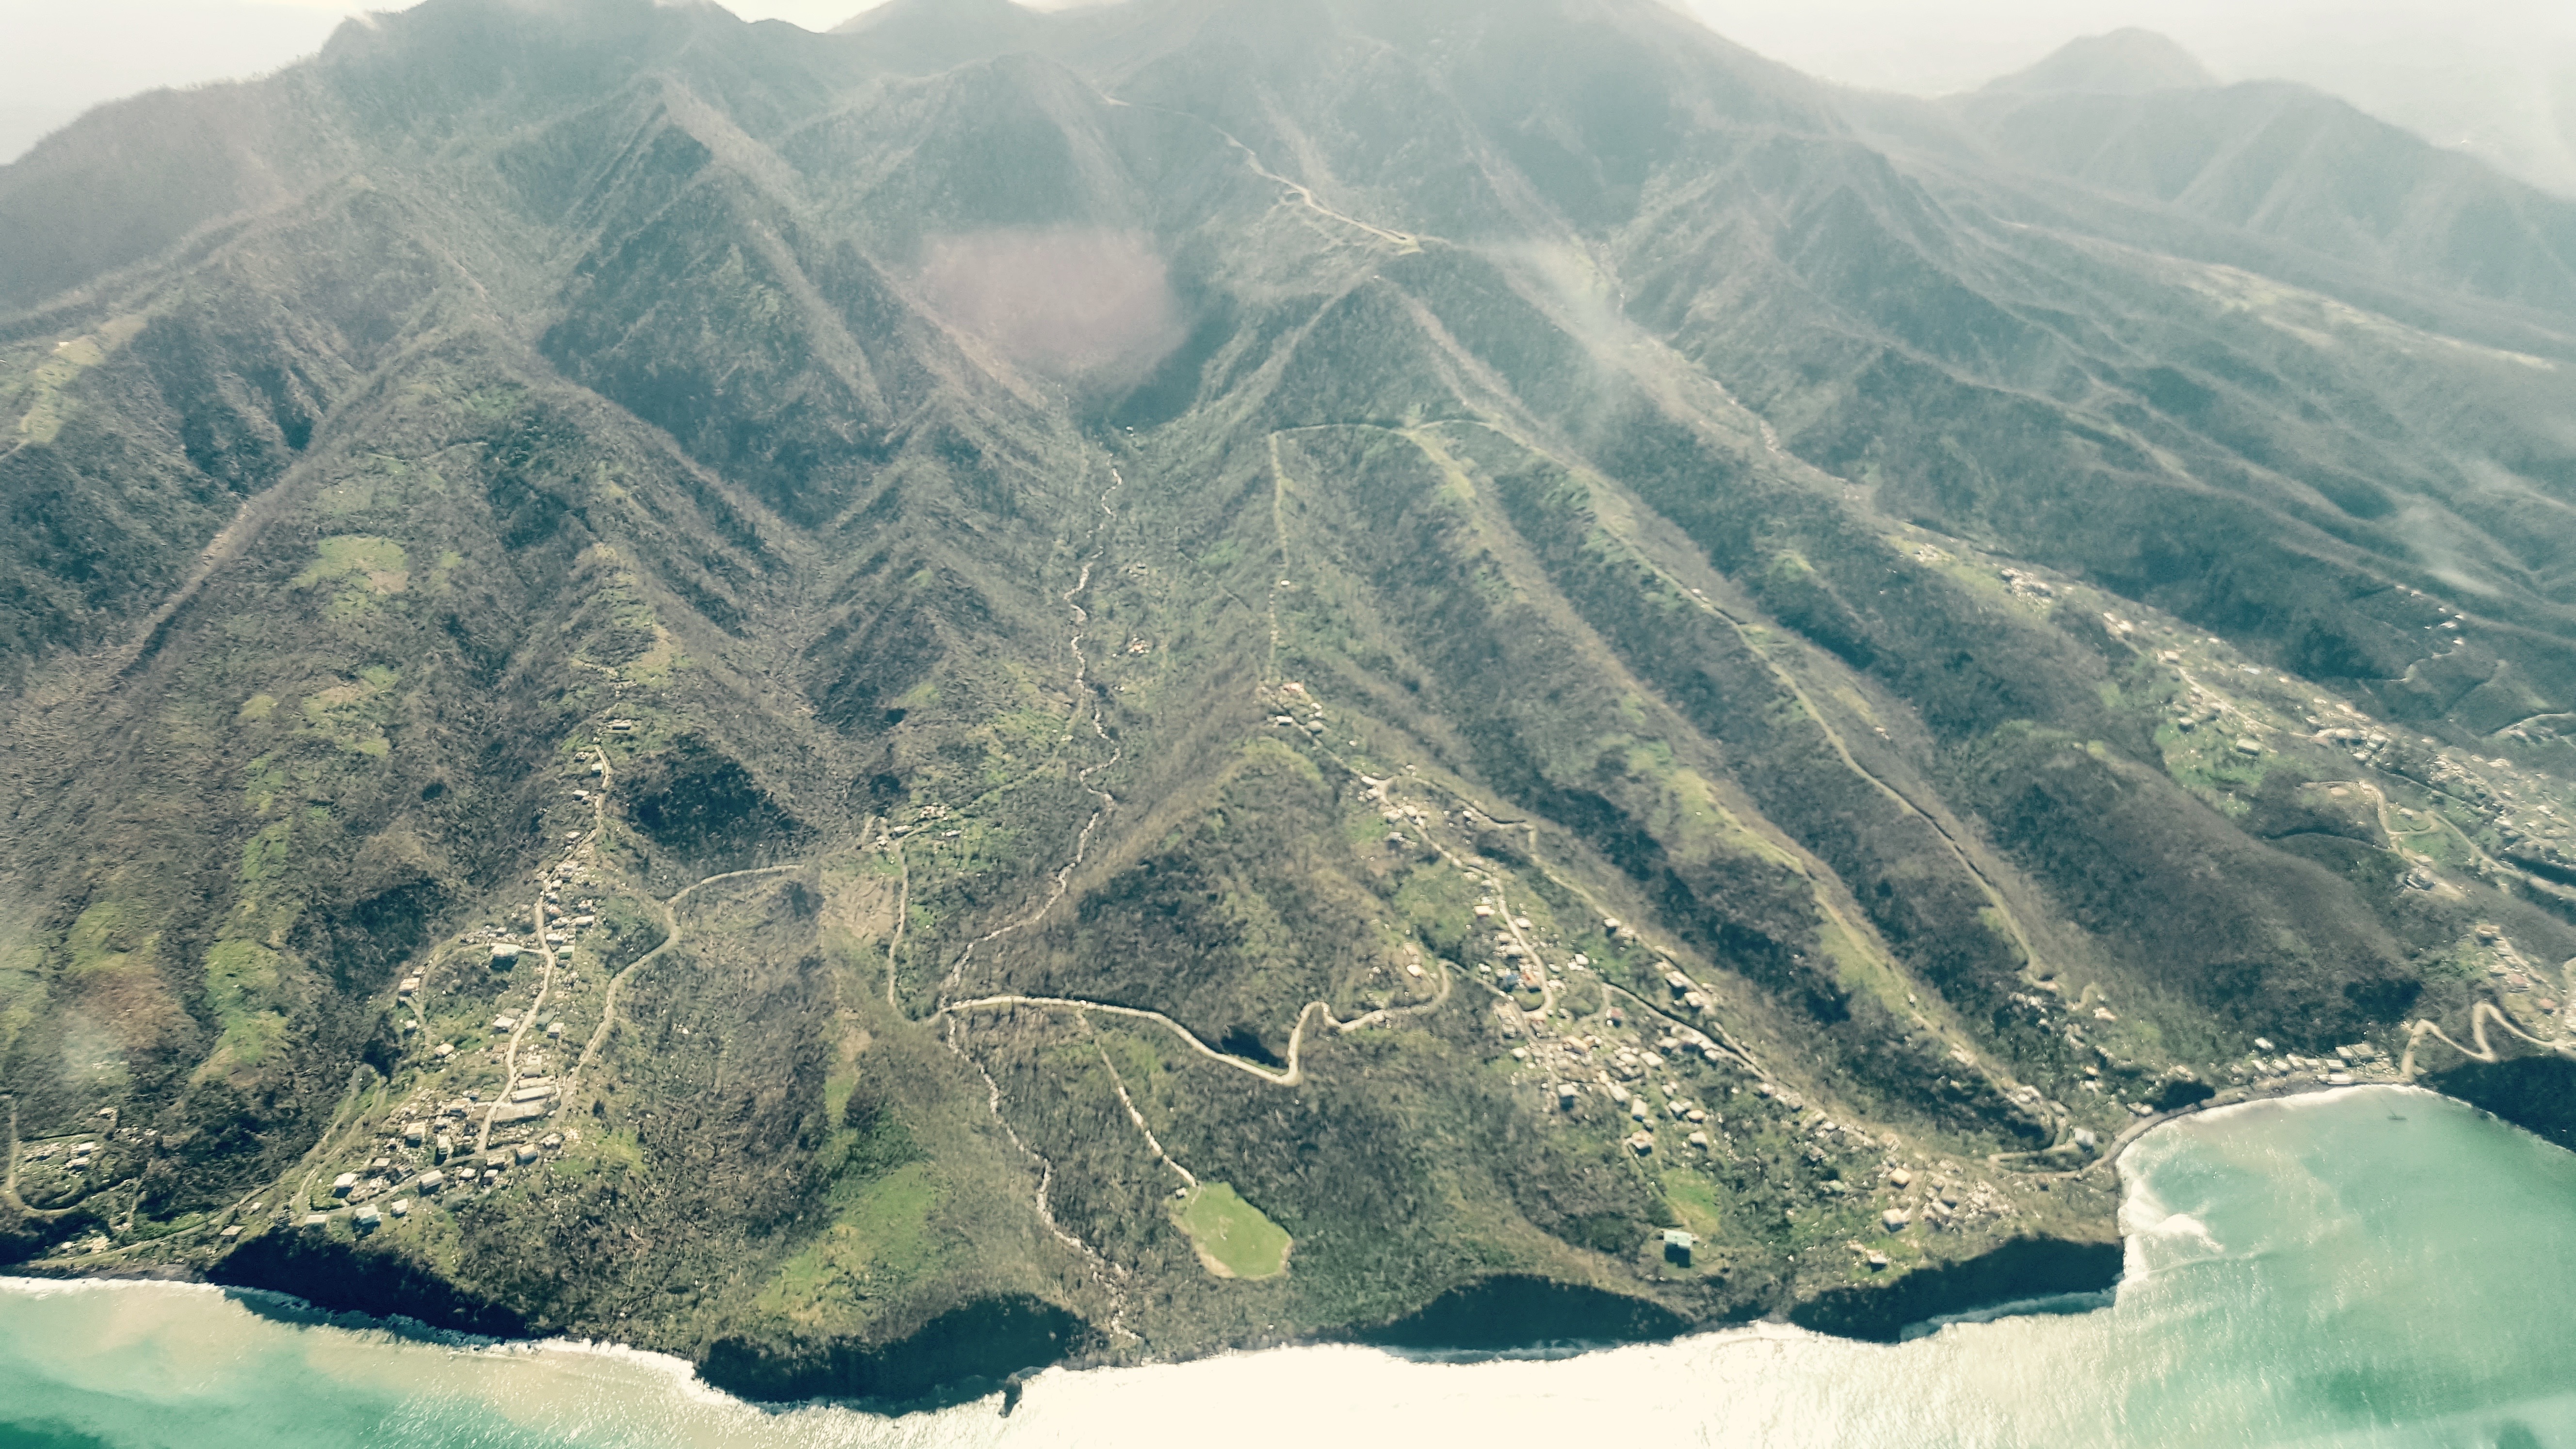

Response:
(1979, 29), (2219, 98)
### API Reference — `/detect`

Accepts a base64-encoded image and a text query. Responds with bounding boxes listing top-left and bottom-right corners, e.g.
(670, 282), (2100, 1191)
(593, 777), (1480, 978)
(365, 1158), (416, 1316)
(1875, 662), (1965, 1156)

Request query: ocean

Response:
(2, 1085), (2569, 1448)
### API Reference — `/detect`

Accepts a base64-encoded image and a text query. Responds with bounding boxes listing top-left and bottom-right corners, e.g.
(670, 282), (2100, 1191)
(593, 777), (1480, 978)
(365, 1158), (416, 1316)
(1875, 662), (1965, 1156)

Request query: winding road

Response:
(936, 966), (1455, 1092)
(475, 886), (564, 1155)
(2402, 1001), (2576, 1076)
(1094, 1041), (1196, 1191)
(564, 860), (808, 1098)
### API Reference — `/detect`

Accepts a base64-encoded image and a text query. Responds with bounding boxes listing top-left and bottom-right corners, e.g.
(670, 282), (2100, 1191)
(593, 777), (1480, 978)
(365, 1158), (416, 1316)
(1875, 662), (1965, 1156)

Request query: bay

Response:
(3, 1086), (2570, 1449)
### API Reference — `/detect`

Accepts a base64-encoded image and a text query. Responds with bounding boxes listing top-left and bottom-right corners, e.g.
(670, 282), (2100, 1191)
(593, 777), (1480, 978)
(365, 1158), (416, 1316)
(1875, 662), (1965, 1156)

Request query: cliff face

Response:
(3, 0), (2574, 1392)
(1789, 1235), (2124, 1343)
(2426, 1058), (2576, 1152)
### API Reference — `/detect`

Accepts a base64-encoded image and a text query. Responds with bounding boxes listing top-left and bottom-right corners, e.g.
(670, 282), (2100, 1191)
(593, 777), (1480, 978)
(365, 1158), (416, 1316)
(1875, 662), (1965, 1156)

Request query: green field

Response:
(1172, 1183), (1293, 1280)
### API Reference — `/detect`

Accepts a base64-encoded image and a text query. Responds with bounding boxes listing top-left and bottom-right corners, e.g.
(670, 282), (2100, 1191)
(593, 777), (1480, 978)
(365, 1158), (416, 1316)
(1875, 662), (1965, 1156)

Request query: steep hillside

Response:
(1947, 41), (2576, 319)
(2, 0), (2573, 1405)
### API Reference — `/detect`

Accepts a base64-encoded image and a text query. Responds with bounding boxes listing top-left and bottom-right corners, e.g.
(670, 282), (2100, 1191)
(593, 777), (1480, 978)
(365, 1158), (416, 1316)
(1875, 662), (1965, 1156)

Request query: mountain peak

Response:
(1982, 28), (2218, 97)
(833, 0), (1034, 37)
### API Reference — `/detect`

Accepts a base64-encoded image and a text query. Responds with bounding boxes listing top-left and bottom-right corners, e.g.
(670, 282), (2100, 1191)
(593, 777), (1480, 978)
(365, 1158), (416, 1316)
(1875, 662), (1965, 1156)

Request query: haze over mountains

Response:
(16, 0), (2576, 195)
(3, 0), (2575, 1405)
(1691, 0), (2576, 198)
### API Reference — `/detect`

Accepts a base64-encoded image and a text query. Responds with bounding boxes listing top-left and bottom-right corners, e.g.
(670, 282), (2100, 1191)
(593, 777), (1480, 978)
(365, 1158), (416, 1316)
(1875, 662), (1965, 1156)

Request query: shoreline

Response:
(0, 1077), (2521, 1417)
(4, 1085), (2570, 1448)
(2111, 1077), (2413, 1157)
(2075, 1070), (2422, 1179)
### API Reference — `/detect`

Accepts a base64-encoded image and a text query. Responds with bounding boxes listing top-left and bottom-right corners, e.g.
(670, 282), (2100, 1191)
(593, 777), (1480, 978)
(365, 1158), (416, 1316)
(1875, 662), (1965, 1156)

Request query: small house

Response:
(1662, 1229), (1696, 1266)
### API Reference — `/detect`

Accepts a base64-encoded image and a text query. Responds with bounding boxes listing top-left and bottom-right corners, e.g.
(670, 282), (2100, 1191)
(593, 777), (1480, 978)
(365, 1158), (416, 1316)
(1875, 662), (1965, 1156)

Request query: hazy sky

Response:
(6, 0), (2573, 190)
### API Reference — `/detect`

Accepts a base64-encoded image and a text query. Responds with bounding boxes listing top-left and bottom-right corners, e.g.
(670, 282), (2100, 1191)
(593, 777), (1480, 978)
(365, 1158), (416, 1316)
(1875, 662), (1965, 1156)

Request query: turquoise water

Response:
(3, 1086), (2571, 1448)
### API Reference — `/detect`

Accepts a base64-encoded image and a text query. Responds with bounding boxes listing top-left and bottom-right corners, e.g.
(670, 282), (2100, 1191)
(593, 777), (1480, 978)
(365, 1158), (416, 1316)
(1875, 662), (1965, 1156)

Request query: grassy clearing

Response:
(292, 535), (412, 612)
(201, 938), (287, 1066)
(298, 666), (400, 757)
(1172, 1181), (1292, 1279)
(4, 317), (144, 445)
(753, 1161), (947, 1328)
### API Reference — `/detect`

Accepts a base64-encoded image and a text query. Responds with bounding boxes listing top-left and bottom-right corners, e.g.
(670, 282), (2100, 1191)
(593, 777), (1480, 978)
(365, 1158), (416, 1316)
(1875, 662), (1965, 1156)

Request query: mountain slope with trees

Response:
(1, 0), (2572, 1404)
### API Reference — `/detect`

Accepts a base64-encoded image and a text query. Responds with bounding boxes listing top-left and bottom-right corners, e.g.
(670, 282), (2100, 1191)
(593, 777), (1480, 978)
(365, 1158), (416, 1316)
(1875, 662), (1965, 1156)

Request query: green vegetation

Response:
(0, 0), (2573, 1400)
(755, 1162), (945, 1327)
(291, 536), (411, 596)
(1171, 1183), (1292, 1279)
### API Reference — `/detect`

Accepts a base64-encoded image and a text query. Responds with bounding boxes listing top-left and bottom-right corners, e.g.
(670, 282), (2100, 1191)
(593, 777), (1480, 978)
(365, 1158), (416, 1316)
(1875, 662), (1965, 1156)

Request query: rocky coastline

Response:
(6, 1072), (2556, 1412)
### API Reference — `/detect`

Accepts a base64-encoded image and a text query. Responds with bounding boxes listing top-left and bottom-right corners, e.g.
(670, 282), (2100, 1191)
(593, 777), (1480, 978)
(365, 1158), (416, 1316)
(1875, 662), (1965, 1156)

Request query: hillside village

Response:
(13, 563), (2541, 1308)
